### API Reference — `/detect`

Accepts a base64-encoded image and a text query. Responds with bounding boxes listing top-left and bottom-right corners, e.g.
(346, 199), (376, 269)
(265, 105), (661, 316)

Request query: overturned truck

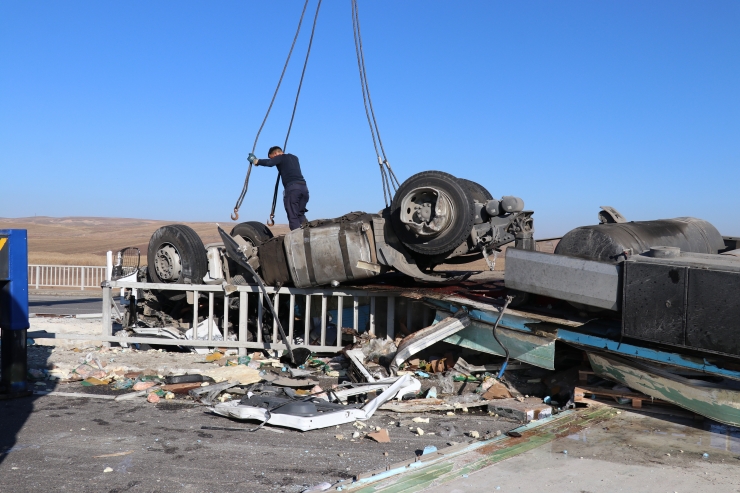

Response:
(148, 170), (531, 289)
(120, 171), (530, 339)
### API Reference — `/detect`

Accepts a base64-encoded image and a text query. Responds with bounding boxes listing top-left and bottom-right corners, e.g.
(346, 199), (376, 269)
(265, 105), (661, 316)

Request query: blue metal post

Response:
(0, 229), (30, 395)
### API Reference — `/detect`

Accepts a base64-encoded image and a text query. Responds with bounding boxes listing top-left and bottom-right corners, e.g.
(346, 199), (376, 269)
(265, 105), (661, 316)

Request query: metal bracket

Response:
(481, 245), (498, 271)
(598, 206), (627, 224)
(372, 217), (466, 283)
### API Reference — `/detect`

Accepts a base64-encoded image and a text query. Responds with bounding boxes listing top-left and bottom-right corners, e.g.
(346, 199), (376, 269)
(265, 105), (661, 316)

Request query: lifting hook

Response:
(231, 208), (240, 221)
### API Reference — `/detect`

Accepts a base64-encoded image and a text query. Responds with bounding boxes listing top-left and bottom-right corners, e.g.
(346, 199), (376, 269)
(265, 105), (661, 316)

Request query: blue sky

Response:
(1, 1), (738, 238)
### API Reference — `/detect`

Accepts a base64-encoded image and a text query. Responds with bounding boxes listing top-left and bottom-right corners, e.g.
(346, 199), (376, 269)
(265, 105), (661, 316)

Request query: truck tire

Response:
(457, 178), (493, 202)
(390, 171), (475, 256)
(147, 224), (208, 301)
(230, 221), (274, 245)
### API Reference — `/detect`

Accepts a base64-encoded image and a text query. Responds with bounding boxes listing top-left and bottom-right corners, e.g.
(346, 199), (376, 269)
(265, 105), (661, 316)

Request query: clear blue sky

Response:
(1, 1), (738, 238)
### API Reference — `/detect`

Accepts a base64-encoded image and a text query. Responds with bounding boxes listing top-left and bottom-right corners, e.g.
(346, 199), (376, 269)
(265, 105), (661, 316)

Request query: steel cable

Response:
(351, 0), (400, 206)
(231, 0), (310, 221)
(268, 0), (323, 226)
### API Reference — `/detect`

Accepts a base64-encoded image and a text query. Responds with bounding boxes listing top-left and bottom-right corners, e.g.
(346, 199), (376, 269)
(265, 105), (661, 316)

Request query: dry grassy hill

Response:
(0, 217), (289, 266)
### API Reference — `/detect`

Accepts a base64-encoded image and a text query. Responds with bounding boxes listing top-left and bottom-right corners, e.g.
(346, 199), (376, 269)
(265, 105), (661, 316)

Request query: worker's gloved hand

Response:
(248, 153), (258, 165)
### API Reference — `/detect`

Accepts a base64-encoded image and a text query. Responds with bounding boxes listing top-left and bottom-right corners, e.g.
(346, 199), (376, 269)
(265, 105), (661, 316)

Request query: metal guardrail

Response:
(95, 281), (431, 355)
(28, 265), (107, 291)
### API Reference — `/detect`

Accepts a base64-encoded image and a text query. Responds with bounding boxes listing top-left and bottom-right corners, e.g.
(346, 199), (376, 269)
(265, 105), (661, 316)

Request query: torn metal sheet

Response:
(209, 374), (419, 431)
(347, 349), (378, 383)
(329, 377), (420, 403)
(588, 352), (740, 427)
(189, 381), (239, 405)
(390, 312), (470, 373)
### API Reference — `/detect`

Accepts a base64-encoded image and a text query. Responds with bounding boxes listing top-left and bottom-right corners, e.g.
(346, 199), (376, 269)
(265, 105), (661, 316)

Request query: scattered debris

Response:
(421, 445), (437, 455)
(202, 366), (261, 385)
(302, 482), (333, 493)
(161, 382), (203, 394)
(481, 378), (512, 400)
(390, 313), (470, 374)
(93, 451), (134, 458)
(205, 351), (224, 362)
(367, 429), (390, 443)
(132, 381), (157, 391)
(210, 375), (419, 431)
(488, 398), (552, 422)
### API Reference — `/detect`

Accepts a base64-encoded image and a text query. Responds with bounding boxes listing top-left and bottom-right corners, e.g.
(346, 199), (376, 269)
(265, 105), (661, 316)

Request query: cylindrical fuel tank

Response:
(283, 213), (380, 288)
(554, 217), (725, 263)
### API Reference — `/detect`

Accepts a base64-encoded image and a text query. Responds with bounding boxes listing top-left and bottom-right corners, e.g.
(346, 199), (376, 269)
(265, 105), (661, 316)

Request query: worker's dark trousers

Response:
(284, 182), (310, 230)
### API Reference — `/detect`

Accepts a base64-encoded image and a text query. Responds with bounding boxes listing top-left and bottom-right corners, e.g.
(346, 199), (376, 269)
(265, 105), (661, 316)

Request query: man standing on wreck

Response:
(248, 146), (310, 230)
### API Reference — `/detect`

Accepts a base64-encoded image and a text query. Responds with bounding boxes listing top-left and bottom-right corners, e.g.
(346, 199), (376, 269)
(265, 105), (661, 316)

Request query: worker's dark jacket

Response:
(257, 153), (306, 188)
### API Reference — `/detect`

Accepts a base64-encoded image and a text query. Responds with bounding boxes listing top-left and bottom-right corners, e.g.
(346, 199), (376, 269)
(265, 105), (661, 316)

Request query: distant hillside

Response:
(0, 217), (289, 266)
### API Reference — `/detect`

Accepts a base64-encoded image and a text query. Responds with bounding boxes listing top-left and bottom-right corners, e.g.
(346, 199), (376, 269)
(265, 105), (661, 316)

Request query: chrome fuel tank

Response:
(283, 213), (380, 288)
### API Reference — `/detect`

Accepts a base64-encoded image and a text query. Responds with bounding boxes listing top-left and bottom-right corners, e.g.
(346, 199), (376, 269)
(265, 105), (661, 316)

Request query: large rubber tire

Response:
(147, 224), (208, 302)
(230, 221), (274, 245)
(390, 171), (475, 256)
(457, 178), (493, 202)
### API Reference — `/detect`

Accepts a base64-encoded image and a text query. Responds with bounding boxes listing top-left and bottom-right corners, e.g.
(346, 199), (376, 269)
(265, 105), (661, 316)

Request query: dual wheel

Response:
(390, 171), (492, 257)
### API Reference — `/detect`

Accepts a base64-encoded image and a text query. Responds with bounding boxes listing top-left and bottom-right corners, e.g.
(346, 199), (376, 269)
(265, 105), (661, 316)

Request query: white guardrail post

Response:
(27, 276), (406, 353)
(101, 281), (112, 348)
(27, 264), (107, 290)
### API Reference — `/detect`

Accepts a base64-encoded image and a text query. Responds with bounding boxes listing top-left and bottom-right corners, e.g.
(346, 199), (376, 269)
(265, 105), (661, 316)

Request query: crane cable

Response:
(351, 0), (400, 206)
(231, 0), (312, 222)
(232, 0), (394, 221)
(267, 0), (323, 226)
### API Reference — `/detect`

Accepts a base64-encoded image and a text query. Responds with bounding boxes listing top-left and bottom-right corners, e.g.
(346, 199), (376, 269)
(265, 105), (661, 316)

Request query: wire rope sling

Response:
(230, 0), (400, 224)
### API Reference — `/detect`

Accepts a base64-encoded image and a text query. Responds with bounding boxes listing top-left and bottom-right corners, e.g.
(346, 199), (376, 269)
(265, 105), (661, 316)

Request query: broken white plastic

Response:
(209, 374), (419, 431)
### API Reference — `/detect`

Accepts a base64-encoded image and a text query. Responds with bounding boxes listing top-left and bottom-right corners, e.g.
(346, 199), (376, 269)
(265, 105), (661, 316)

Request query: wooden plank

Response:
(578, 370), (594, 382)
(574, 385), (668, 406)
(577, 397), (700, 420)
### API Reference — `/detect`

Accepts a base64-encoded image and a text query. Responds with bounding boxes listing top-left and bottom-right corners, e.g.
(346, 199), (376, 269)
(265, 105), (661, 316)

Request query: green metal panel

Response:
(444, 321), (556, 370)
(588, 352), (740, 427)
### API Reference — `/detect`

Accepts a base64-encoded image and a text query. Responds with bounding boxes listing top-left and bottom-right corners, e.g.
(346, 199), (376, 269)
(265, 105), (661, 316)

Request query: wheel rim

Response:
(154, 243), (182, 281)
(398, 186), (456, 237)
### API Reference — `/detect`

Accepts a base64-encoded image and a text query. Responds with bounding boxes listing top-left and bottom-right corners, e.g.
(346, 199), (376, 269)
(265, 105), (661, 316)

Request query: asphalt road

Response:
(0, 382), (516, 493)
(29, 295), (112, 316)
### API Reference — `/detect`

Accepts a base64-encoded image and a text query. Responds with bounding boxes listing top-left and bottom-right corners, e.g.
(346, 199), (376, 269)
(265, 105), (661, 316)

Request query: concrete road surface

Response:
(29, 295), (107, 316)
(420, 411), (740, 493)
